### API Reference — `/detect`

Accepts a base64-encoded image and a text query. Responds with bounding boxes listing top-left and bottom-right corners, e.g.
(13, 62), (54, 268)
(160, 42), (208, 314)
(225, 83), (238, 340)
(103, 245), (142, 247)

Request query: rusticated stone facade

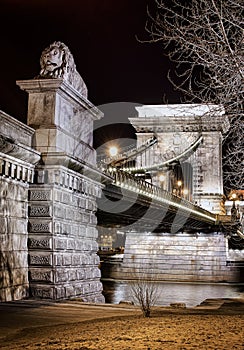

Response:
(108, 230), (240, 283)
(27, 167), (104, 301)
(0, 111), (40, 301)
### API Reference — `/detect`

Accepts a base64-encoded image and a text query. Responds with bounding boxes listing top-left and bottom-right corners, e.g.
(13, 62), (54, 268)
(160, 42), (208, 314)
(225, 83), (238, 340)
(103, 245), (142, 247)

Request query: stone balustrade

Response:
(0, 152), (35, 183)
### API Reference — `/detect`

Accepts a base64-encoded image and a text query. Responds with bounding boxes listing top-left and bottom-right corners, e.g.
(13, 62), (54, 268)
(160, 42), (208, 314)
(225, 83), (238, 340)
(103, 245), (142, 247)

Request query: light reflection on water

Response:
(102, 280), (244, 307)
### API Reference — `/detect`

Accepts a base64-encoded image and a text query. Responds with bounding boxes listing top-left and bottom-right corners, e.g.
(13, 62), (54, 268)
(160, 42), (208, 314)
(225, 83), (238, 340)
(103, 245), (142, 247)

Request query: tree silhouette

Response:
(145, 0), (243, 193)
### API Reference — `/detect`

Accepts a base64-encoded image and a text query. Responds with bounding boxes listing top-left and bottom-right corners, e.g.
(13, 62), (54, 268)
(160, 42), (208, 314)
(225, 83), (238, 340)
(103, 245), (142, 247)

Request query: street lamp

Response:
(231, 192), (238, 222)
(159, 174), (165, 182)
(177, 180), (182, 187)
(159, 174), (165, 189)
(183, 188), (188, 199)
(176, 180), (182, 196)
(109, 146), (118, 157)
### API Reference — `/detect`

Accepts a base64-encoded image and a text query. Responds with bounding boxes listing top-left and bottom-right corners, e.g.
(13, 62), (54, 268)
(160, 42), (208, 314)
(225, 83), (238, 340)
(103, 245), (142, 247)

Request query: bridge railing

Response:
(105, 168), (216, 222)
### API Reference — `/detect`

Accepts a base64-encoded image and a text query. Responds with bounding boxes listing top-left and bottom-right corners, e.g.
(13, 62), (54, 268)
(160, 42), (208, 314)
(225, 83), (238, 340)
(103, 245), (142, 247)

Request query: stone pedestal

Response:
(17, 78), (105, 302)
(17, 79), (101, 166)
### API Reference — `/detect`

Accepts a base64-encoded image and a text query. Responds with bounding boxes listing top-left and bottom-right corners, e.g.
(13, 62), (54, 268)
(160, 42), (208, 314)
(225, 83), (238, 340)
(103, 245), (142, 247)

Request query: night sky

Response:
(0, 0), (180, 147)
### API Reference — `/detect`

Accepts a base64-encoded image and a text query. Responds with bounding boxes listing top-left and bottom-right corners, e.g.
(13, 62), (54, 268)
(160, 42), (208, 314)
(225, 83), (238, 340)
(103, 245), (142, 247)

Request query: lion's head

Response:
(38, 41), (87, 97)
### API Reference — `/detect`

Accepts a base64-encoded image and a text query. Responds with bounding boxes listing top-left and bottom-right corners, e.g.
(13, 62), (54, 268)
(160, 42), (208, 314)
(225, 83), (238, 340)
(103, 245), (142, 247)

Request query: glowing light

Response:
(232, 193), (237, 200)
(159, 174), (165, 182)
(177, 180), (182, 187)
(109, 146), (118, 157)
(183, 189), (188, 195)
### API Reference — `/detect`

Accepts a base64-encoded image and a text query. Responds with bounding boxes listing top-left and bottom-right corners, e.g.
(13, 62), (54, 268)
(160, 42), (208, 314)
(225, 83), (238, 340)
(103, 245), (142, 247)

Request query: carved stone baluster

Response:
(0, 159), (4, 175)
(73, 176), (78, 191)
(4, 161), (11, 176)
(54, 170), (60, 185)
(22, 167), (27, 182)
(16, 165), (22, 180)
(30, 169), (34, 183)
(27, 169), (32, 183)
(10, 163), (16, 178)
(61, 172), (65, 186)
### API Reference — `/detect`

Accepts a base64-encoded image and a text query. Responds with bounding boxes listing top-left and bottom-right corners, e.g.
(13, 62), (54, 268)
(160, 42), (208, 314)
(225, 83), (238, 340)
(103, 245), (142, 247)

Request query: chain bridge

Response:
(96, 132), (220, 233)
(1, 45), (243, 302)
(97, 105), (244, 282)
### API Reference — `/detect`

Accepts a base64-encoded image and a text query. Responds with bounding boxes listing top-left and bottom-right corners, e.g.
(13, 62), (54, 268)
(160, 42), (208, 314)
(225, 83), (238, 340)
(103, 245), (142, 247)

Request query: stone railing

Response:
(34, 165), (102, 199)
(0, 152), (35, 183)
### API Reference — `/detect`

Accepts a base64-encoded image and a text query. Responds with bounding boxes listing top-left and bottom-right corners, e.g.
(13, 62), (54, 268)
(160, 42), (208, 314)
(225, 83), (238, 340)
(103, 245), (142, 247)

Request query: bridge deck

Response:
(97, 169), (217, 233)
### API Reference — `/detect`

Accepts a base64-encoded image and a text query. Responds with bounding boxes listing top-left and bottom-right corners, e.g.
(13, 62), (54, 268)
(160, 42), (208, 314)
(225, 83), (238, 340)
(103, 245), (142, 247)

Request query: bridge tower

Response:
(129, 104), (229, 213)
(98, 103), (244, 284)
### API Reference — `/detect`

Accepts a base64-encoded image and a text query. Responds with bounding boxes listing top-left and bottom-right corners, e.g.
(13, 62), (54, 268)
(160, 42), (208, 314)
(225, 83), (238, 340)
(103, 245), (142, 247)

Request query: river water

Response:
(102, 280), (244, 307)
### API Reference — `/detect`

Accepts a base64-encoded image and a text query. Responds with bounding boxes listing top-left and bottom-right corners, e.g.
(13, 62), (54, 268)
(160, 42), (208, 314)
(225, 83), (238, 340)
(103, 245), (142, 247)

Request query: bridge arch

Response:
(129, 104), (229, 214)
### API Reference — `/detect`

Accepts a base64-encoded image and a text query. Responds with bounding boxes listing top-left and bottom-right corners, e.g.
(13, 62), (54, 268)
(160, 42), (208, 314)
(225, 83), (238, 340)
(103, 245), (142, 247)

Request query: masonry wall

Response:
(107, 231), (240, 283)
(0, 176), (29, 301)
(0, 73), (106, 302)
(0, 111), (38, 301)
(28, 166), (104, 301)
(17, 77), (106, 302)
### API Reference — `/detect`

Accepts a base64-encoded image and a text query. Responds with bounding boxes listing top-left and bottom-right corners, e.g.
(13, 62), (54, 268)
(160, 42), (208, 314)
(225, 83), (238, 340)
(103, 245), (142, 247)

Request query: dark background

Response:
(0, 0), (180, 147)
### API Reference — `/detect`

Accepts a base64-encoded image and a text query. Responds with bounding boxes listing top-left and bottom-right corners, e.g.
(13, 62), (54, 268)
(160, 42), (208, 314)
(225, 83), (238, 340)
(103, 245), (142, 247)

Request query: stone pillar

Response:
(17, 78), (105, 302)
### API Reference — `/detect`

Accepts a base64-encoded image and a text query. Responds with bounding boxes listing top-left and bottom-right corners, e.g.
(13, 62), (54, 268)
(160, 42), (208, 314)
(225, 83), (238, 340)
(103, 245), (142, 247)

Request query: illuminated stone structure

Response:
(101, 104), (242, 283)
(0, 43), (242, 300)
(130, 104), (229, 213)
(0, 42), (105, 302)
(0, 111), (40, 301)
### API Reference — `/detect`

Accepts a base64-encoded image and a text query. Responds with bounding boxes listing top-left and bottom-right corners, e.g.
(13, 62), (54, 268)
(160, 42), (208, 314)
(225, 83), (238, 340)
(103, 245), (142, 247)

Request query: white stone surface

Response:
(130, 103), (229, 213)
(114, 231), (240, 283)
(135, 104), (225, 118)
(17, 79), (103, 167)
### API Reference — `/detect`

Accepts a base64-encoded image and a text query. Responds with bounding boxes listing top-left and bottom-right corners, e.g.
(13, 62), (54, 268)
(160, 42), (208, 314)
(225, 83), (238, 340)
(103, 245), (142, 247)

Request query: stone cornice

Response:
(0, 151), (35, 183)
(129, 115), (230, 133)
(0, 134), (40, 165)
(0, 110), (35, 146)
(131, 104), (230, 134)
(16, 79), (103, 121)
(40, 152), (110, 184)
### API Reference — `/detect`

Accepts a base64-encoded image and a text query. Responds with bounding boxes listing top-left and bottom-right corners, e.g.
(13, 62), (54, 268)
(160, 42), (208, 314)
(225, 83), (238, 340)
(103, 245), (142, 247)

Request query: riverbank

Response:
(0, 298), (244, 349)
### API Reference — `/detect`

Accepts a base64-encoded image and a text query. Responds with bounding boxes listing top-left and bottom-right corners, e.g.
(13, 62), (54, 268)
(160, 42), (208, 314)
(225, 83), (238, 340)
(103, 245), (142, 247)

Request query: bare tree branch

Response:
(146, 0), (244, 192)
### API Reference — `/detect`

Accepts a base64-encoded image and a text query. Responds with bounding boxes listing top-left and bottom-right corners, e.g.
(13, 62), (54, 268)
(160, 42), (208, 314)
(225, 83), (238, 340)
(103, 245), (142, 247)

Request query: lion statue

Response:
(36, 41), (88, 98)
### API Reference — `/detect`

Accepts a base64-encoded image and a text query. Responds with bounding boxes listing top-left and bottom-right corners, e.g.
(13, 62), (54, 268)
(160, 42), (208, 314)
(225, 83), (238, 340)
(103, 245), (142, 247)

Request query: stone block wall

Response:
(0, 176), (29, 301)
(0, 153), (37, 302)
(0, 71), (106, 302)
(0, 111), (39, 302)
(110, 231), (240, 283)
(28, 165), (104, 302)
(16, 73), (106, 302)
